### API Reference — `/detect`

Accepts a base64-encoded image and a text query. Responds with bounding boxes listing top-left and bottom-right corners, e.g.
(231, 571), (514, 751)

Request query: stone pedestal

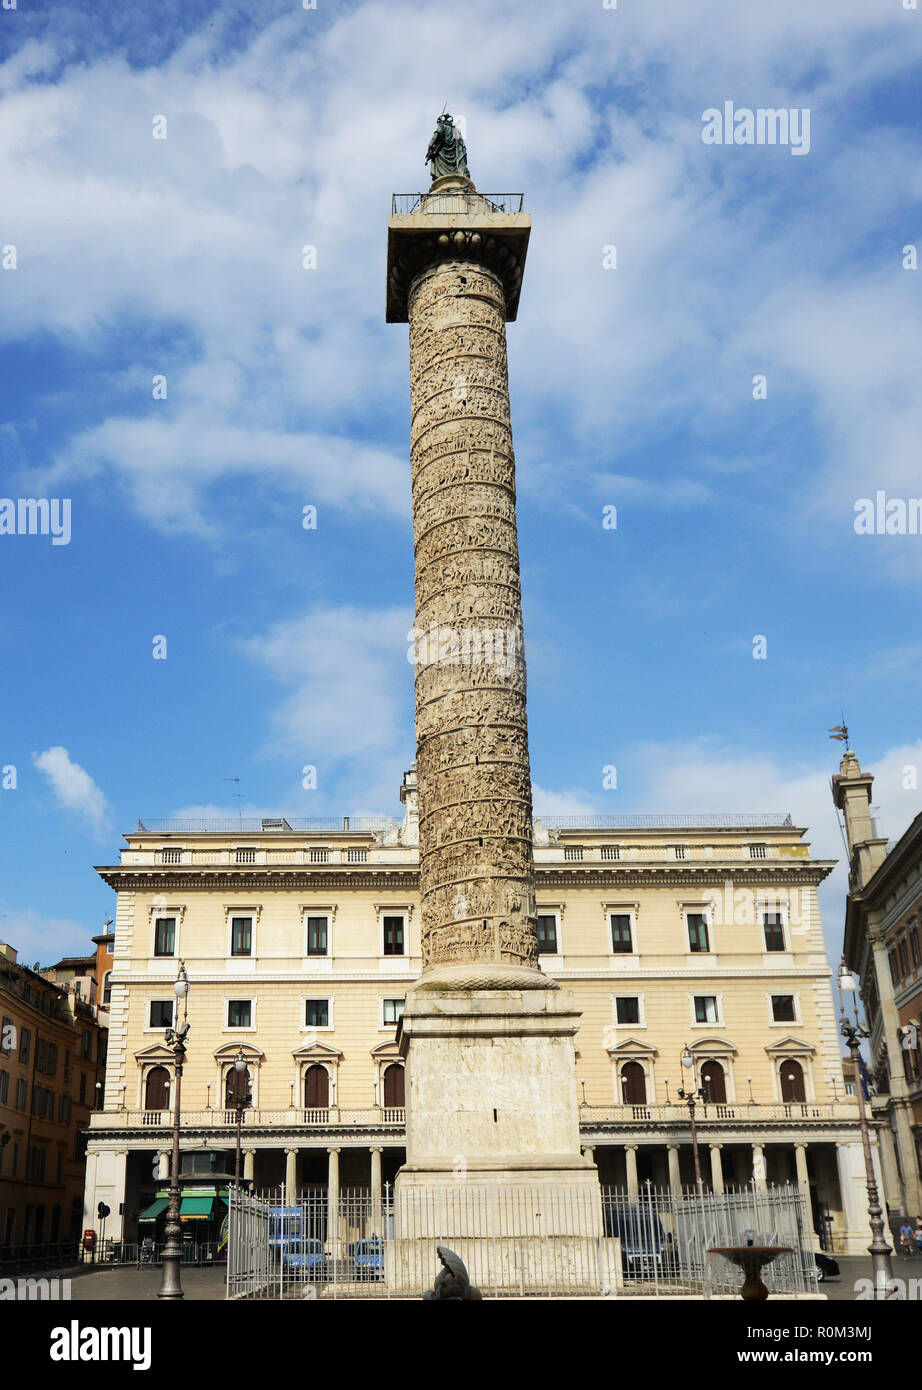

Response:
(398, 987), (594, 1180)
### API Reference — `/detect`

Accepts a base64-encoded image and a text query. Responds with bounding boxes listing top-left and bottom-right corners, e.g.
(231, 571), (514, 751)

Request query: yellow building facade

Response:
(84, 773), (875, 1253)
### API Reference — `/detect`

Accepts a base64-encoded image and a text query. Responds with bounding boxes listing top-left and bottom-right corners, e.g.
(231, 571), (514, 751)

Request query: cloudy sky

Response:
(0, 0), (920, 969)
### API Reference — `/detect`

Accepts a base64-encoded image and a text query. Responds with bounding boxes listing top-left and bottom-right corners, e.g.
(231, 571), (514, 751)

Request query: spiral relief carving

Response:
(408, 258), (541, 978)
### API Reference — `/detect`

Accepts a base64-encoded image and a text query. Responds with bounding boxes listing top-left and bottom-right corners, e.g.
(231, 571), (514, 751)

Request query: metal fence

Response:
(391, 193), (525, 215)
(227, 1181), (817, 1299)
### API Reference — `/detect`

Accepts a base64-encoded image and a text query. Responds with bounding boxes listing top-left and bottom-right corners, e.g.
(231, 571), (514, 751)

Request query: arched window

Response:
(224, 1064), (252, 1109)
(144, 1066), (170, 1110)
(780, 1059), (806, 1103)
(700, 1059), (727, 1103)
(620, 1060), (647, 1105)
(383, 1063), (405, 1108)
(304, 1064), (329, 1109)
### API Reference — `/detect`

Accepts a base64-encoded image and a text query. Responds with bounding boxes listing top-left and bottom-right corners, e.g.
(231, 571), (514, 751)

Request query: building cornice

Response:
(94, 860), (835, 893)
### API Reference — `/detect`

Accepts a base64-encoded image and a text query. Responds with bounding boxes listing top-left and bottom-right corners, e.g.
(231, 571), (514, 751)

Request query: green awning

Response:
(179, 1195), (214, 1220)
(138, 1197), (169, 1224)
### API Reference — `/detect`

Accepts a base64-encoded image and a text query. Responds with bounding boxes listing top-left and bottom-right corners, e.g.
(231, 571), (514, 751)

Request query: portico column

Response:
(157, 1151), (170, 1182)
(284, 1148), (298, 1205)
(709, 1144), (724, 1196)
(752, 1143), (768, 1190)
(625, 1145), (639, 1201)
(836, 1141), (863, 1251)
(243, 1149), (255, 1185)
(794, 1143), (812, 1221)
(667, 1144), (681, 1196)
(327, 1147), (341, 1258)
(370, 1146), (383, 1237)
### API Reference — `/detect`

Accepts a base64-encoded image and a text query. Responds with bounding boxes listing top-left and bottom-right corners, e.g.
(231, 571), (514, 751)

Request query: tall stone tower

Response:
(387, 119), (596, 1194)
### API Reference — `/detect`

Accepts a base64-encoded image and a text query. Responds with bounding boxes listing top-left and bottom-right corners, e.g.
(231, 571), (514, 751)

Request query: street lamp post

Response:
(228, 1050), (251, 1189)
(158, 962), (190, 1300)
(837, 959), (894, 1296)
(677, 1045), (706, 1192)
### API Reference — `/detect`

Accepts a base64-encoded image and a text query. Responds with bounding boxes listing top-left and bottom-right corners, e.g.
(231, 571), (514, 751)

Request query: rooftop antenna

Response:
(224, 777), (244, 829)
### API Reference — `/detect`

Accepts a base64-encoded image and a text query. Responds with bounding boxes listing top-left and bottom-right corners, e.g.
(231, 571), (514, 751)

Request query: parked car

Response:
(814, 1251), (839, 1281)
(282, 1238), (327, 1277)
(352, 1237), (385, 1279)
(604, 1203), (668, 1277)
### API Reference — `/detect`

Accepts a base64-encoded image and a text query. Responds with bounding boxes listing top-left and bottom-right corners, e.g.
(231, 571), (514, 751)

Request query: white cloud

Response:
(532, 784), (602, 819)
(0, 905), (91, 971)
(238, 604), (414, 813)
(32, 746), (111, 835)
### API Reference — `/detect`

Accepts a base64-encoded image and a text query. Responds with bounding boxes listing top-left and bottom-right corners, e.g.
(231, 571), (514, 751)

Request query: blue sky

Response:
(0, 0), (920, 967)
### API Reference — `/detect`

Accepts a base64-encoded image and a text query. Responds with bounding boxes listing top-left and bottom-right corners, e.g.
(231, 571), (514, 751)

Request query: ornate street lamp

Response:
(837, 958), (893, 1295)
(158, 962), (190, 1300)
(677, 1045), (706, 1191)
(227, 1049), (252, 1189)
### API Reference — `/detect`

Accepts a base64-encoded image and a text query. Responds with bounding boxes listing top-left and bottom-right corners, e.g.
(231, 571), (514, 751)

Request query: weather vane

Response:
(828, 718), (849, 749)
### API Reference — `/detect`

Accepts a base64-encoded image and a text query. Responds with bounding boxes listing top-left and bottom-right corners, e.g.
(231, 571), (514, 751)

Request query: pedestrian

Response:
(899, 1219), (916, 1256)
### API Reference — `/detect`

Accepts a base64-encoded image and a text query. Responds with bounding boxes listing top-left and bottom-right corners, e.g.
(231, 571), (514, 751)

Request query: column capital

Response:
(794, 1140), (808, 1150)
(624, 1143), (638, 1152)
(708, 1142), (723, 1151)
(327, 1146), (341, 1156)
(667, 1143), (680, 1152)
(369, 1145), (384, 1154)
(284, 1147), (299, 1156)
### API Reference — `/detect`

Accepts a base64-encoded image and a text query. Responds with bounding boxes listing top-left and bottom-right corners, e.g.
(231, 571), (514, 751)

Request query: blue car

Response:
(352, 1237), (385, 1279)
(282, 1238), (327, 1274)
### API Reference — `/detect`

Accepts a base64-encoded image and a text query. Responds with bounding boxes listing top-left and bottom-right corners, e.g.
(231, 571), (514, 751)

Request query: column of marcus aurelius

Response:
(386, 122), (601, 1224)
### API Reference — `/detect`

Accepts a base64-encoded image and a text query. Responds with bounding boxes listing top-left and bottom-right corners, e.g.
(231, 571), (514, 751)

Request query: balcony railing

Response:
(580, 1101), (858, 1125)
(391, 192), (524, 215)
(97, 1100), (856, 1134)
(101, 1107), (407, 1130)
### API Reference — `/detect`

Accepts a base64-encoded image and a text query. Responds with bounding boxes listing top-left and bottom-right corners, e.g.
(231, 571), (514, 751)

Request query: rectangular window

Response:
(227, 1000), (252, 1028)
(27, 1147), (46, 1181)
(382, 916), (405, 956)
(235, 848), (257, 864)
(910, 925), (921, 969)
(600, 846), (621, 861)
(19, 1027), (31, 1065)
(0, 1070), (8, 1104)
(309, 848), (330, 863)
(536, 915), (558, 954)
(610, 914), (633, 953)
(771, 995), (797, 1023)
(889, 949), (900, 984)
(564, 846), (583, 861)
(306, 916), (328, 956)
(763, 912), (786, 952)
(81, 1031), (92, 1060)
(231, 916), (253, 957)
(749, 844), (767, 859)
(615, 997), (640, 1025)
(79, 1073), (86, 1104)
(149, 1000), (174, 1029)
(687, 913), (710, 953)
(898, 939), (910, 978)
(383, 998), (405, 1025)
(106, 940), (114, 955)
(347, 848), (368, 863)
(0, 1015), (13, 1055)
(16, 1078), (26, 1110)
(304, 999), (329, 1028)
(153, 917), (176, 957)
(63, 1050), (70, 1081)
(673, 846), (686, 860)
(694, 995), (719, 1024)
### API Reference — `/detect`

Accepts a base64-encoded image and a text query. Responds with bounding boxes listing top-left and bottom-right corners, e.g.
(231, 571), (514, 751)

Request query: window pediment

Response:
(765, 1035), (814, 1056)
(607, 1038), (657, 1057)
(688, 1036), (737, 1056)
